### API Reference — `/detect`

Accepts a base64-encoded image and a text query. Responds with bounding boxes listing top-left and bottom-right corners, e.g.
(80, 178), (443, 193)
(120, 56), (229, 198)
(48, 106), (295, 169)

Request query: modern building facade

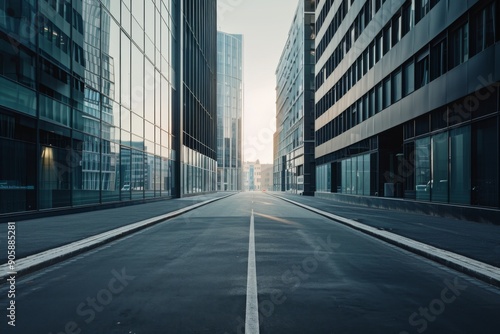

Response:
(274, 0), (316, 195)
(0, 0), (217, 216)
(180, 0), (217, 196)
(314, 0), (500, 209)
(216, 31), (243, 191)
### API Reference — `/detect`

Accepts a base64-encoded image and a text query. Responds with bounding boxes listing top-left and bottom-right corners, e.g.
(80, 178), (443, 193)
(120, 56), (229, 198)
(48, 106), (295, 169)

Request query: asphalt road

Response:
(1, 192), (499, 333)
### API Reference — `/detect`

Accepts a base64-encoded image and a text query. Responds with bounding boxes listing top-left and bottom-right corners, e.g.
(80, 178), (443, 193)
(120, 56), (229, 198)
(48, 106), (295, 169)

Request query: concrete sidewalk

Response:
(0, 192), (236, 263)
(267, 192), (500, 269)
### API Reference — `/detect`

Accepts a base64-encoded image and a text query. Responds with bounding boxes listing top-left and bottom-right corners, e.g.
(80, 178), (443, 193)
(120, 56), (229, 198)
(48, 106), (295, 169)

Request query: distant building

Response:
(244, 160), (274, 191)
(217, 31), (243, 191)
(314, 0), (500, 209)
(274, 0), (316, 195)
(260, 164), (274, 191)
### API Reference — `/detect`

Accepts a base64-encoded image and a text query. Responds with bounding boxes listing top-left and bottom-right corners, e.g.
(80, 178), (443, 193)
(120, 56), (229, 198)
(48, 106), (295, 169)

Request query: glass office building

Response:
(274, 0), (316, 195)
(0, 0), (217, 216)
(314, 0), (500, 209)
(216, 31), (243, 191)
(180, 0), (217, 195)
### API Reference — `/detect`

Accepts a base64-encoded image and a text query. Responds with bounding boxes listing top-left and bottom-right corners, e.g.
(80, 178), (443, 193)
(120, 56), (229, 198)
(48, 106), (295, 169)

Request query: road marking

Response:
(245, 209), (260, 334)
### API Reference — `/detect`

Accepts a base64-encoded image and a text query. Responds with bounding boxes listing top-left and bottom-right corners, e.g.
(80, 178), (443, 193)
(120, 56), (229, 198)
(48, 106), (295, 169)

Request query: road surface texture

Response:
(1, 192), (499, 333)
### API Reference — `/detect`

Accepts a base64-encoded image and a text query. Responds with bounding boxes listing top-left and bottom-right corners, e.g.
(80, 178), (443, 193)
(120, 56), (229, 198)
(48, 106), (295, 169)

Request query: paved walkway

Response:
(267, 192), (500, 268)
(0, 192), (235, 262)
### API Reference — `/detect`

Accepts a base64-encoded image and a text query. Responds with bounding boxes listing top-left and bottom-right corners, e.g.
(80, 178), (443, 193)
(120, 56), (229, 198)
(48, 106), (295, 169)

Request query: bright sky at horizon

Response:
(217, 0), (300, 164)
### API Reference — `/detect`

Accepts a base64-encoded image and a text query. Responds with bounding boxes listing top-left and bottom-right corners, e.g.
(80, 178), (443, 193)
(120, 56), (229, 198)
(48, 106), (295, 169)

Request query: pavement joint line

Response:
(245, 209), (260, 334)
(268, 193), (500, 288)
(0, 193), (236, 282)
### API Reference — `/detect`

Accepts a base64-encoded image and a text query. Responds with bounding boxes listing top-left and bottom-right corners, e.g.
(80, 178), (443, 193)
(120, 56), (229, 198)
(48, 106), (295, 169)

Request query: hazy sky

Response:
(217, 0), (300, 164)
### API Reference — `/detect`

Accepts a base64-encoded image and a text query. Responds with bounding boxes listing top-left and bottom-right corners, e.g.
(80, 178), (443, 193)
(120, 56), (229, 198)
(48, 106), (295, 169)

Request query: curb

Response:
(0, 193), (236, 282)
(268, 193), (500, 288)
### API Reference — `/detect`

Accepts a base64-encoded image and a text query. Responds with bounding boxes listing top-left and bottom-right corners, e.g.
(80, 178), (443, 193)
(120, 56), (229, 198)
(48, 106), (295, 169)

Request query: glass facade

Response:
(180, 0), (217, 195)
(216, 31), (243, 191)
(274, 0), (316, 194)
(0, 0), (216, 215)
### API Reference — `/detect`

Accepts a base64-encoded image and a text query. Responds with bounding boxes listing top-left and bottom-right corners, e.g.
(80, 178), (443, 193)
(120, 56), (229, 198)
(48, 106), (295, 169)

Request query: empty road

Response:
(1, 192), (499, 333)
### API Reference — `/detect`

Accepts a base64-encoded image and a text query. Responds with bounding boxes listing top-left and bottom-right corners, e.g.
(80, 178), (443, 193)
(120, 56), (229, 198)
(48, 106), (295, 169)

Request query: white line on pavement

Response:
(245, 209), (260, 334)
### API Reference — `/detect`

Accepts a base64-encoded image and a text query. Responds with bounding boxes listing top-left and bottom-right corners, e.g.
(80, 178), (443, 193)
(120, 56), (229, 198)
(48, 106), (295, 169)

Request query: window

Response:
(358, 99), (364, 123)
(369, 89), (375, 117)
(362, 50), (368, 75)
(376, 84), (383, 113)
(415, 50), (429, 89)
(392, 14), (402, 46)
(431, 132), (448, 203)
(471, 2), (496, 56)
(383, 77), (391, 109)
(392, 69), (402, 103)
(357, 58), (362, 81)
(402, 1), (413, 36)
(351, 105), (358, 127)
(449, 22), (469, 69)
(472, 119), (498, 207)
(363, 95), (369, 120)
(368, 42), (375, 69)
(383, 24), (391, 54)
(415, 137), (431, 201)
(450, 126), (471, 205)
(430, 37), (447, 81)
(415, 0), (430, 23)
(403, 60), (415, 96)
(375, 33), (383, 62)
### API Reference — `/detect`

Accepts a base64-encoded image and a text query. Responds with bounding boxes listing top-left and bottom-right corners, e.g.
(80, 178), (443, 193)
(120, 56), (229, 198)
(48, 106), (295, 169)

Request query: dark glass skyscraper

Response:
(0, 0), (217, 216)
(178, 0), (218, 196)
(314, 0), (500, 211)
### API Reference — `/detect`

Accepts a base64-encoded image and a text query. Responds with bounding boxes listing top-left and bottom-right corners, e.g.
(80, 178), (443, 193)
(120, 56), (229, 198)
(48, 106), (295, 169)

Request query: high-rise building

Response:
(0, 0), (217, 216)
(179, 0), (218, 196)
(314, 0), (500, 210)
(216, 31), (243, 191)
(274, 0), (316, 195)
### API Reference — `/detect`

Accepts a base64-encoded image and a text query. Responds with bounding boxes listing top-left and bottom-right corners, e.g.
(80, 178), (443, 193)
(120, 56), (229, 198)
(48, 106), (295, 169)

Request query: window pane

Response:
(431, 132), (448, 203)
(131, 44), (144, 116)
(450, 126), (471, 204)
(415, 137), (431, 201)
(415, 52), (429, 89)
(363, 154), (371, 196)
(121, 33), (131, 108)
(472, 119), (498, 207)
(356, 156), (363, 195)
(383, 25), (391, 54)
(403, 60), (415, 96)
(431, 38), (447, 80)
(392, 69), (402, 102)
(383, 77), (391, 109)
(402, 2), (413, 36)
